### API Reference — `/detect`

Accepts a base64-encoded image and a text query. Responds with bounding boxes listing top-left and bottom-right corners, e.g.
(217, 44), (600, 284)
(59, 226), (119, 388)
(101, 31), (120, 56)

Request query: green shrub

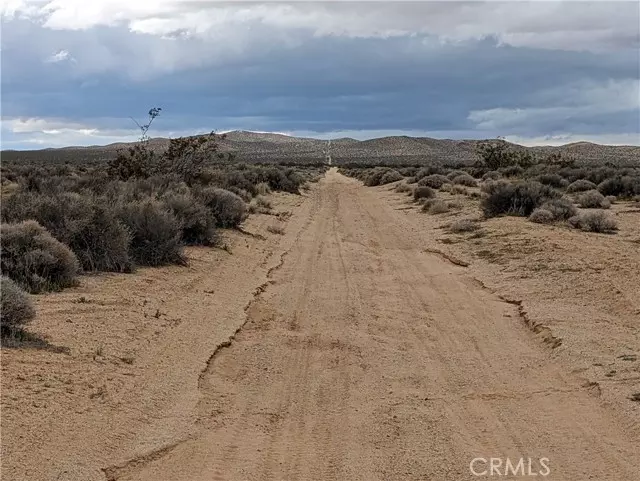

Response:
(482, 181), (560, 217)
(1, 220), (80, 293)
(1, 276), (36, 333)
(117, 200), (185, 266)
(413, 186), (436, 201)
(197, 187), (247, 228)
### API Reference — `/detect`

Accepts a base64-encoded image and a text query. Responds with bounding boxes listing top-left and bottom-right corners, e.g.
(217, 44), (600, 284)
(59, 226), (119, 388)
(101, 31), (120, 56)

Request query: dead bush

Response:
(422, 199), (449, 214)
(448, 218), (480, 233)
(255, 182), (271, 196)
(267, 224), (285, 235)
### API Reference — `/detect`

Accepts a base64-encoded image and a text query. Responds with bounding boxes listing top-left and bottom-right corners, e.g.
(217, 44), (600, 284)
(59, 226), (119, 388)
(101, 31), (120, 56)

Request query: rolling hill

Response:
(2, 131), (639, 166)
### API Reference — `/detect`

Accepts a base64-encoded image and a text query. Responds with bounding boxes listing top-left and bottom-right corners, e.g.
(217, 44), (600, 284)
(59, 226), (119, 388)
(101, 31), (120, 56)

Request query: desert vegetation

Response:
(0, 132), (324, 340)
(341, 138), (640, 235)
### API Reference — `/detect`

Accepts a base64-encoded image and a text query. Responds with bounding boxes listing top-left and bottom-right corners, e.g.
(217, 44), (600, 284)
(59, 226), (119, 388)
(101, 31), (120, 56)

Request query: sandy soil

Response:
(3, 169), (639, 480)
(375, 179), (640, 436)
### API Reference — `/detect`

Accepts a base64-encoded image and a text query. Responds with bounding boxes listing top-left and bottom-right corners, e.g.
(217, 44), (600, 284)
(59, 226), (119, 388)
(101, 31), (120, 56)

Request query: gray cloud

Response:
(2, 1), (639, 148)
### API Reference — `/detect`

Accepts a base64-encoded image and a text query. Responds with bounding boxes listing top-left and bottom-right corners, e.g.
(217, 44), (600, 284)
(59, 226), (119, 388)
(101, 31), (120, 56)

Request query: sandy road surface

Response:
(107, 169), (639, 481)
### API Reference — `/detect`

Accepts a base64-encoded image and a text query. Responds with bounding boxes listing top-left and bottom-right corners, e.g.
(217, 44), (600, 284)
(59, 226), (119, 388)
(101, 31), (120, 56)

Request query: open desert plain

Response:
(2, 1), (640, 480)
(2, 137), (640, 480)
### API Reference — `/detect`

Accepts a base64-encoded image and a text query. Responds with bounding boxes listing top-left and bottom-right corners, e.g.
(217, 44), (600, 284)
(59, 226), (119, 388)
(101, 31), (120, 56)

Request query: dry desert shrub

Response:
(481, 171), (502, 181)
(482, 181), (560, 217)
(161, 192), (218, 246)
(362, 167), (402, 186)
(421, 199), (450, 214)
(1, 220), (80, 293)
(448, 218), (480, 233)
(418, 174), (450, 189)
(117, 200), (186, 266)
(539, 197), (578, 220)
(529, 208), (555, 224)
(379, 170), (403, 185)
(415, 165), (445, 180)
(2, 191), (132, 272)
(577, 190), (610, 209)
(452, 173), (478, 187)
(536, 173), (569, 189)
(255, 182), (271, 196)
(597, 176), (640, 198)
(1, 276), (36, 333)
(567, 179), (597, 193)
(267, 224), (285, 235)
(248, 195), (273, 214)
(197, 187), (248, 228)
(569, 211), (618, 234)
(413, 186), (436, 201)
(394, 182), (411, 193)
(451, 185), (469, 195)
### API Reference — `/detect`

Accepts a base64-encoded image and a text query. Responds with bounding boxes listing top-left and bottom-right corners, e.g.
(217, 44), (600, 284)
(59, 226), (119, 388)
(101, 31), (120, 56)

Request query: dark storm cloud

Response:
(1, 2), (639, 147)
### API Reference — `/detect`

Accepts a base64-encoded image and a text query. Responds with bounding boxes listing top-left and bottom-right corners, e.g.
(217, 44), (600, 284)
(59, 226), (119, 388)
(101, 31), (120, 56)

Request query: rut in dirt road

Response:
(118, 169), (640, 481)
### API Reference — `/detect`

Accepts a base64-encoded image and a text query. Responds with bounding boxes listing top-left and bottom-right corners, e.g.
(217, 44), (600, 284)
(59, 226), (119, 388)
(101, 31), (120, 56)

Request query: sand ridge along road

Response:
(101, 169), (638, 481)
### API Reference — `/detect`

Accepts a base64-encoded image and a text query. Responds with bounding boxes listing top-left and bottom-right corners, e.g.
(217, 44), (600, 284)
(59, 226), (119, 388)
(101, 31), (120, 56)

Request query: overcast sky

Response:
(1, 1), (639, 149)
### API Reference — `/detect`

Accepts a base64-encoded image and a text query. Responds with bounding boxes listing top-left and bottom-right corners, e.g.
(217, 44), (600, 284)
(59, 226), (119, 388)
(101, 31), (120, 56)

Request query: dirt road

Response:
(103, 169), (638, 481)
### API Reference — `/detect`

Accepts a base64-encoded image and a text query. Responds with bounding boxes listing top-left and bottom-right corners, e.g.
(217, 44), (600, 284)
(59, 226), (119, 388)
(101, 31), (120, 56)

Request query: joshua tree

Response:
(130, 107), (162, 143)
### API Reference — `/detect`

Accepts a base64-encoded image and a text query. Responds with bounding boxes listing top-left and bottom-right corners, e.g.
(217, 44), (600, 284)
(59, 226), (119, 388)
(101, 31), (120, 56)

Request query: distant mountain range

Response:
(3, 131), (639, 166)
